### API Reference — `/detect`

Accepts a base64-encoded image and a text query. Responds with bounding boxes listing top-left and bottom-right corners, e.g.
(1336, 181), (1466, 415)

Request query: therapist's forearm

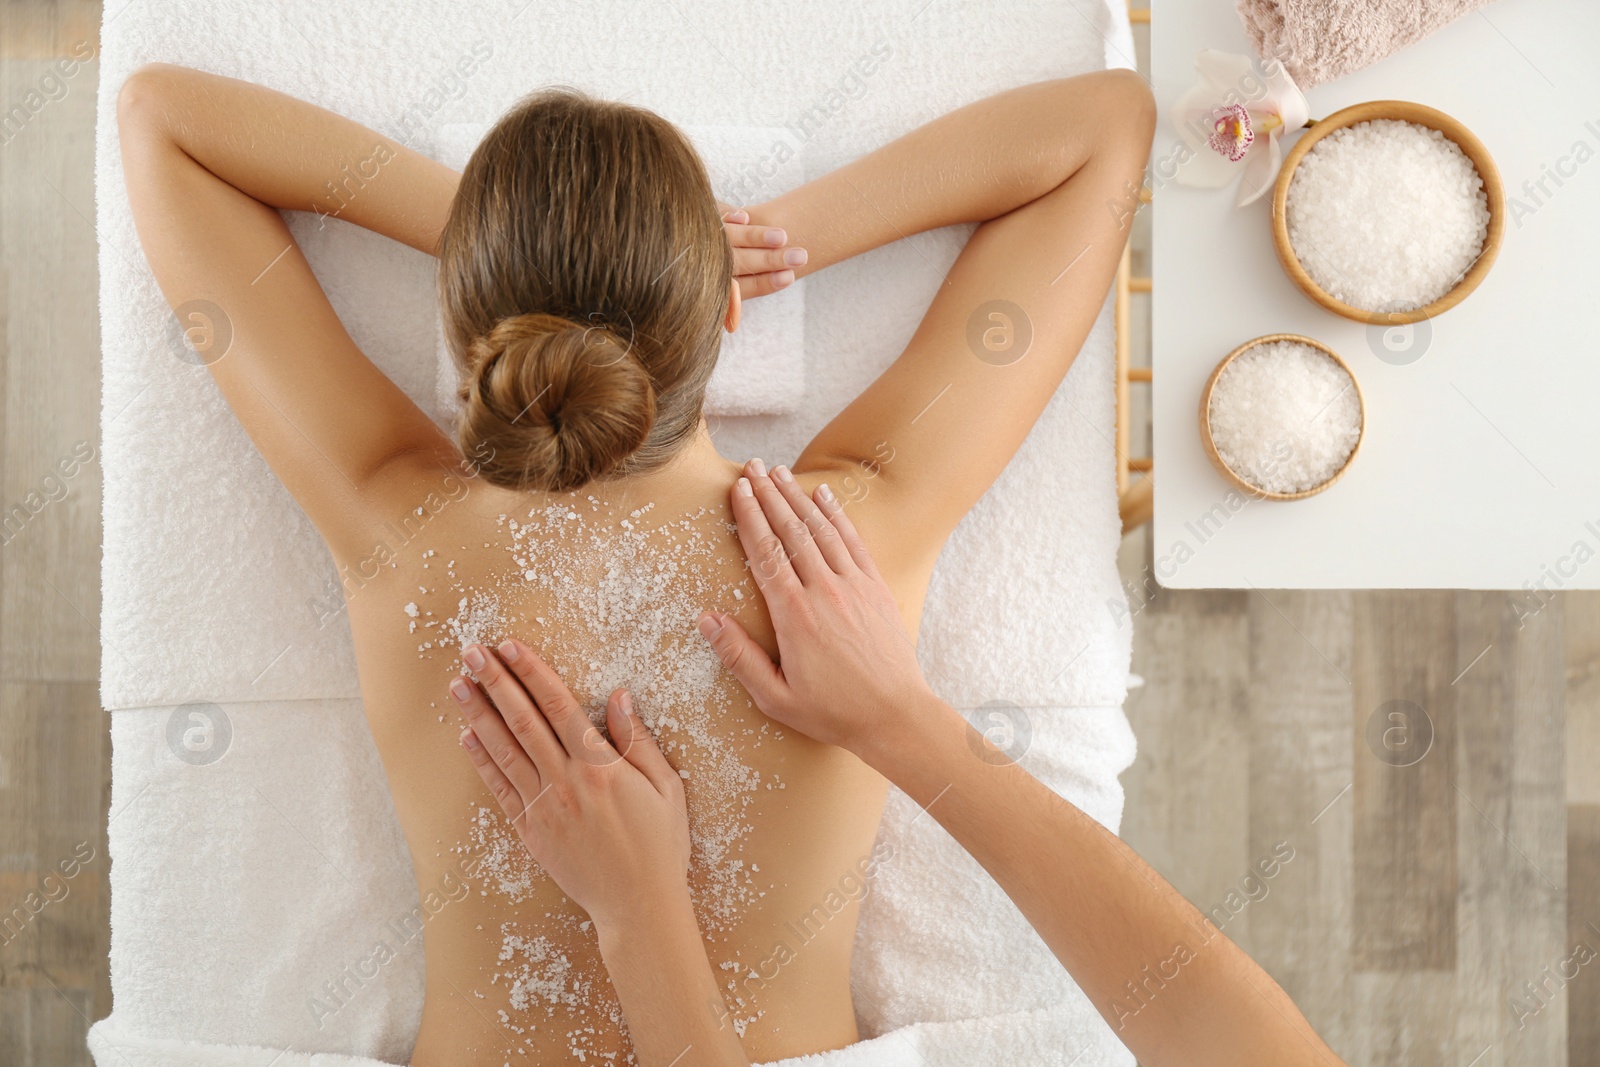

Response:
(595, 892), (750, 1067)
(856, 697), (1345, 1067)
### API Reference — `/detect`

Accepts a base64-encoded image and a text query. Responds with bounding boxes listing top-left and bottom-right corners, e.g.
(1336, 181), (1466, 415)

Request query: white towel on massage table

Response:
(91, 0), (1141, 1062)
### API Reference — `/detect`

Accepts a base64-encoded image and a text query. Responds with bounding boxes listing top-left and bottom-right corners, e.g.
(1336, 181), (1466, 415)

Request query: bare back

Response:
(347, 457), (889, 1065)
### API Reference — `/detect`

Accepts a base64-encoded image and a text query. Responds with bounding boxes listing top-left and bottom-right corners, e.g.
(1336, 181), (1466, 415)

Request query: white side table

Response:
(1152, 0), (1600, 589)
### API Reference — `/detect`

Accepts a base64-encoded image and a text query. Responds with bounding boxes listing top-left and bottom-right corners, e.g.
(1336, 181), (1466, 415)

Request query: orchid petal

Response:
(1235, 133), (1283, 207)
(1171, 83), (1225, 147)
(1262, 62), (1310, 129)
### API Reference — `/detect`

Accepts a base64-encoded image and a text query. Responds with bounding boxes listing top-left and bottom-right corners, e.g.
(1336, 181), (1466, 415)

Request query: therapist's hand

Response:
(696, 459), (938, 758)
(450, 640), (690, 930)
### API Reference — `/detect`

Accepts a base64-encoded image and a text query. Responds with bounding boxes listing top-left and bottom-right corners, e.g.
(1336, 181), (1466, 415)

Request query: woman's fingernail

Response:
(749, 458), (767, 477)
(497, 640), (519, 663)
(729, 210), (748, 223)
(783, 248), (808, 267)
(697, 614), (721, 639)
(773, 464), (794, 484)
(460, 727), (480, 750)
(817, 483), (835, 505)
(450, 677), (474, 705)
(618, 691), (633, 718)
(736, 477), (753, 497)
(772, 269), (795, 289)
(763, 228), (786, 247)
(463, 646), (487, 671)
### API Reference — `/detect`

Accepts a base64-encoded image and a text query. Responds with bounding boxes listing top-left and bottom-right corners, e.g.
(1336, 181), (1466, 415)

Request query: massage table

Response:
(92, 1), (1140, 1063)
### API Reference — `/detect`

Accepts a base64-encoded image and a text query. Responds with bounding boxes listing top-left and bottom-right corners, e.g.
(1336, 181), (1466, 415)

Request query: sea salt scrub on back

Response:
(1207, 340), (1361, 496)
(1287, 118), (1490, 312)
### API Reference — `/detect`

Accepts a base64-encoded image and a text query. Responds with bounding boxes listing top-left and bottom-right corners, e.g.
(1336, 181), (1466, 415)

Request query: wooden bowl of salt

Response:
(1271, 101), (1505, 326)
(1199, 333), (1365, 501)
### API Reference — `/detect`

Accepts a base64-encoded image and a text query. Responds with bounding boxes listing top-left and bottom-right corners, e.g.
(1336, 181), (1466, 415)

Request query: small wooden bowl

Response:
(1270, 101), (1505, 325)
(1199, 333), (1365, 501)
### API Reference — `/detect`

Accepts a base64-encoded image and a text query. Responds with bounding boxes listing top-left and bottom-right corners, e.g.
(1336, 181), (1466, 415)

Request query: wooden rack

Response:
(1115, 1), (1154, 534)
(1115, 222), (1154, 533)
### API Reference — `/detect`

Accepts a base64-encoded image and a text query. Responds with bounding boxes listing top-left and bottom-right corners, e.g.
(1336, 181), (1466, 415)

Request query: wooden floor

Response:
(0, 2), (1590, 1064)
(1, 2), (113, 1064)
(1115, 537), (1599, 1066)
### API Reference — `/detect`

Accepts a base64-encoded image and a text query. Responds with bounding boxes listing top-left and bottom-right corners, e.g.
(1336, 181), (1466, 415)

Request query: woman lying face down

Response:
(118, 59), (1154, 1063)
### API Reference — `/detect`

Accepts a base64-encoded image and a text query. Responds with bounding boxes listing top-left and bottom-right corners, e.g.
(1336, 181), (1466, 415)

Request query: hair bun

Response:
(459, 312), (656, 492)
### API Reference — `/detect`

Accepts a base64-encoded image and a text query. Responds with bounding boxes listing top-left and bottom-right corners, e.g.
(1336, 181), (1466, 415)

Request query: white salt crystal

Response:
(1208, 340), (1361, 495)
(403, 602), (419, 617)
(1287, 118), (1490, 312)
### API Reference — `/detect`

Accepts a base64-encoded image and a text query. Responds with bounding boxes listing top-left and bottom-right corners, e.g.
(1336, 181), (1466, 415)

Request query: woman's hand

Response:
(450, 638), (690, 930)
(719, 203), (805, 299)
(695, 459), (940, 759)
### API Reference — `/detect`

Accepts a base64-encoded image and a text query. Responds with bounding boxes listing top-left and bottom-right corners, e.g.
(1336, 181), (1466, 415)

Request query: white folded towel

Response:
(430, 122), (808, 421)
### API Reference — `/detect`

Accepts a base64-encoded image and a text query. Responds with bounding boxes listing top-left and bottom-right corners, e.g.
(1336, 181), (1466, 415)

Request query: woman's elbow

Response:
(116, 63), (192, 141)
(1091, 68), (1157, 146)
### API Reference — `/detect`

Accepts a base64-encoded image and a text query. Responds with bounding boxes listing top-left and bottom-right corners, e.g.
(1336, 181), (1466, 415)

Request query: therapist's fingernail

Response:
(728, 210), (748, 223)
(763, 228), (786, 247)
(774, 465), (794, 484)
(736, 477), (753, 497)
(618, 691), (633, 718)
(749, 459), (767, 477)
(460, 727), (480, 750)
(697, 613), (721, 639)
(817, 483), (835, 505)
(497, 640), (519, 663)
(463, 646), (487, 671)
(771, 269), (795, 289)
(450, 677), (474, 704)
(783, 248), (807, 267)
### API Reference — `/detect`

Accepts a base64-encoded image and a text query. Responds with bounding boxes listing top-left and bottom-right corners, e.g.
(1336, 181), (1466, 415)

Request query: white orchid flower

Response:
(1172, 49), (1311, 207)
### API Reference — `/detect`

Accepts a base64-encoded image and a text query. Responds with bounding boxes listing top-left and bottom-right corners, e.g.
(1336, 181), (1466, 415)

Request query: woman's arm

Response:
(449, 643), (750, 1067)
(118, 64), (462, 562)
(744, 71), (1155, 570)
(696, 462), (1349, 1067)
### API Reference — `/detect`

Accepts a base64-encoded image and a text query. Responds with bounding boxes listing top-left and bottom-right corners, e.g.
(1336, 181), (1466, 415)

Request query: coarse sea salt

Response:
(1287, 118), (1490, 312)
(1207, 340), (1361, 495)
(422, 499), (765, 1056)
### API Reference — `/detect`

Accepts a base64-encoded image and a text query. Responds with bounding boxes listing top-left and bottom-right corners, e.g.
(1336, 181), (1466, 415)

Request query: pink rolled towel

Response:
(1236, 0), (1494, 88)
